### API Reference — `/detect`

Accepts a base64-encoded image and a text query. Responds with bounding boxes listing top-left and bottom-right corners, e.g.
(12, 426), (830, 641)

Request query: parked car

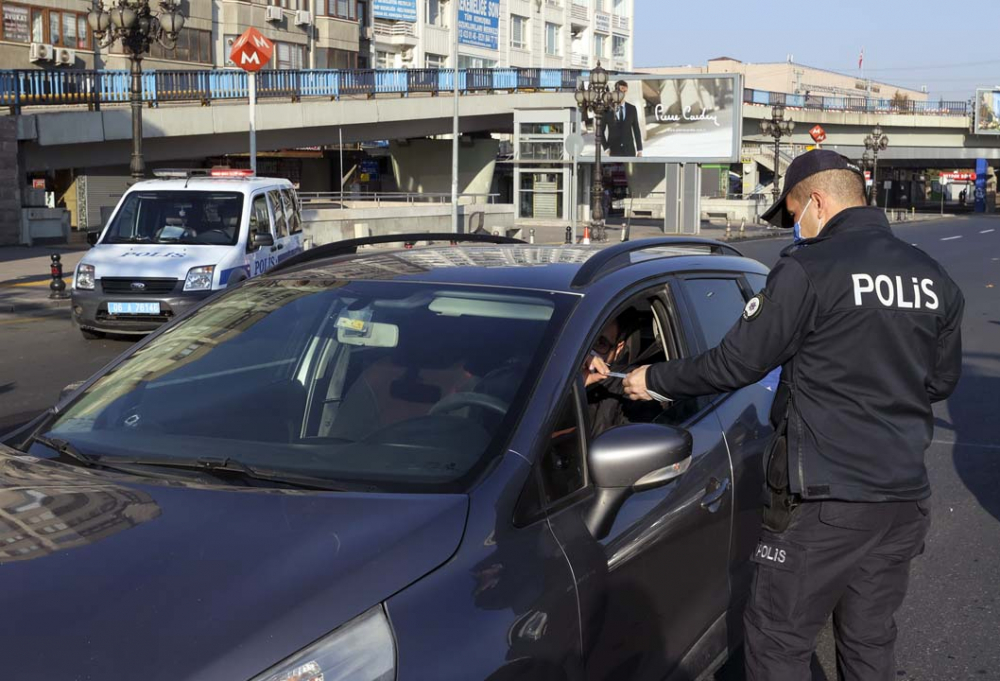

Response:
(72, 168), (303, 339)
(4, 234), (776, 681)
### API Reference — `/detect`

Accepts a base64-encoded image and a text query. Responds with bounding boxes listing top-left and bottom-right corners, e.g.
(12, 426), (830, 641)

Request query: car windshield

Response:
(43, 279), (573, 492)
(102, 191), (244, 246)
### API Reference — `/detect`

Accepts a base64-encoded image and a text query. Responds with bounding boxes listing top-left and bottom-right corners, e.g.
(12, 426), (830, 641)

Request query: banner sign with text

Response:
(373, 0), (417, 22)
(580, 74), (743, 164)
(458, 0), (500, 50)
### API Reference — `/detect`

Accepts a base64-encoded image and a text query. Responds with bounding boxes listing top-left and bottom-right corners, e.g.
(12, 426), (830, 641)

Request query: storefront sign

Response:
(373, 0), (417, 22)
(458, 0), (500, 50)
(594, 12), (611, 33)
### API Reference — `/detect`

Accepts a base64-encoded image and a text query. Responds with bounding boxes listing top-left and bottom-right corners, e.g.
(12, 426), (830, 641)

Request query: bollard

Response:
(725, 222), (731, 239)
(739, 218), (746, 236)
(529, 228), (535, 245)
(565, 226), (572, 244)
(49, 254), (69, 300)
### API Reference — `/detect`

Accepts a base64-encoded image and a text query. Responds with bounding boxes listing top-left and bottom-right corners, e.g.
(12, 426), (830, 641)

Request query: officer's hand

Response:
(637, 150), (643, 158)
(584, 355), (611, 387)
(623, 365), (653, 401)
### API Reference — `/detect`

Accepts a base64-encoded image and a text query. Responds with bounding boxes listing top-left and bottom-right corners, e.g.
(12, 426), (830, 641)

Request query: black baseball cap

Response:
(761, 150), (865, 228)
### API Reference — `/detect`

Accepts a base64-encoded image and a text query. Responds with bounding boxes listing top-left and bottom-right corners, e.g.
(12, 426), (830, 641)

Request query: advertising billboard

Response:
(458, 0), (500, 50)
(974, 89), (1000, 135)
(373, 0), (417, 22)
(580, 74), (743, 164)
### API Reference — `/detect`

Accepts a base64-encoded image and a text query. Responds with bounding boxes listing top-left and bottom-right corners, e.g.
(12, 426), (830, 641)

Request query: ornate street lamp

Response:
(88, 0), (185, 180)
(860, 149), (875, 204)
(759, 104), (795, 205)
(863, 124), (889, 207)
(575, 62), (625, 243)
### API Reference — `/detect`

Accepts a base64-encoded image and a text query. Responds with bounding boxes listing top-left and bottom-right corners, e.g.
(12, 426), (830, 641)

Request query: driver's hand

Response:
(584, 355), (611, 387)
(623, 365), (653, 401)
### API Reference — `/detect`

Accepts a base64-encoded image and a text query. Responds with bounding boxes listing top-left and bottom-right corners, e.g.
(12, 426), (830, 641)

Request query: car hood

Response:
(0, 450), (468, 681)
(80, 244), (234, 279)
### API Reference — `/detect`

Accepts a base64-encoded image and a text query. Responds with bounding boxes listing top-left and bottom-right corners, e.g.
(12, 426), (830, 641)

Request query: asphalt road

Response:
(0, 216), (997, 680)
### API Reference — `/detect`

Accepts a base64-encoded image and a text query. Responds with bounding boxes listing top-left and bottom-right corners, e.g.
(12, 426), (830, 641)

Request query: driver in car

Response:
(583, 310), (657, 435)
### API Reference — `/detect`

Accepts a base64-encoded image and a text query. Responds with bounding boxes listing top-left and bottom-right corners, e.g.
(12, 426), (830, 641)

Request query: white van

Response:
(72, 169), (305, 339)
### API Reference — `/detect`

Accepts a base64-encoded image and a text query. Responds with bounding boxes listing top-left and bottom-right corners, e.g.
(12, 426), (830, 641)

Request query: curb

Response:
(0, 297), (72, 314)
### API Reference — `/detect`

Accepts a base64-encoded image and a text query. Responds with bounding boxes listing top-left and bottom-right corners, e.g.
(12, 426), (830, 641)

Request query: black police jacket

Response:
(647, 206), (964, 502)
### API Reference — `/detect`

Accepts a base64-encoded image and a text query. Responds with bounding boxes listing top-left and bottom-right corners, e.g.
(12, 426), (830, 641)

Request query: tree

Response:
(891, 91), (911, 110)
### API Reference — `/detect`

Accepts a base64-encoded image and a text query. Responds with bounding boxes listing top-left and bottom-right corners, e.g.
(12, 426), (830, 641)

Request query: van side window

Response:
(268, 190), (288, 238)
(248, 195), (272, 251)
(281, 189), (301, 235)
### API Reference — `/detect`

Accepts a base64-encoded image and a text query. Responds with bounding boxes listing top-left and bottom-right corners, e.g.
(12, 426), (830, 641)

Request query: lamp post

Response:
(575, 62), (624, 243)
(864, 124), (889, 207)
(759, 104), (795, 205)
(88, 0), (185, 181)
(860, 149), (875, 204)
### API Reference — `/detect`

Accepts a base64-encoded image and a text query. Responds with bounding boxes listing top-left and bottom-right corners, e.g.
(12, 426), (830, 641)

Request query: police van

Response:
(71, 169), (305, 339)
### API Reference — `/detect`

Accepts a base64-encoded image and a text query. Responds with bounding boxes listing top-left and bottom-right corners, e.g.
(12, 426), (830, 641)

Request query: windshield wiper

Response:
(29, 434), (102, 467)
(101, 456), (371, 492)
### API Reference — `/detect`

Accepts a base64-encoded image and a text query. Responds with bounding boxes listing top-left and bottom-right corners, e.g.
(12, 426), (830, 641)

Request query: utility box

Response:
(20, 207), (70, 246)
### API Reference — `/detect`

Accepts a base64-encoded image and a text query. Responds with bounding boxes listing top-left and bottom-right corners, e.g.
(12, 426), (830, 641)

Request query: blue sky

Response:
(634, 0), (1000, 101)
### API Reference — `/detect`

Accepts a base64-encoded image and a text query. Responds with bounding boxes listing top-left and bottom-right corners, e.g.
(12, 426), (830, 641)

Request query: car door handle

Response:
(700, 477), (730, 512)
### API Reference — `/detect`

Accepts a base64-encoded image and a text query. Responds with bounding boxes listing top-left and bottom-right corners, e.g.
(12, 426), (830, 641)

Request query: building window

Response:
(425, 52), (447, 68)
(149, 27), (211, 64)
(274, 41), (306, 69)
(426, 0), (446, 27)
(324, 0), (357, 20)
(271, 0), (296, 8)
(357, 0), (369, 29)
(510, 14), (527, 49)
(519, 171), (565, 219)
(323, 47), (357, 68)
(593, 33), (605, 59)
(1, 3), (90, 48)
(612, 35), (627, 59)
(545, 22), (560, 56)
(376, 50), (394, 68)
(613, 0), (627, 16)
(519, 122), (566, 161)
(458, 54), (496, 68)
(594, 0), (606, 9)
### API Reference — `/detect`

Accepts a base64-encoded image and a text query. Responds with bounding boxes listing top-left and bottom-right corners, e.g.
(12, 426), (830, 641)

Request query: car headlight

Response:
(76, 264), (95, 290)
(183, 265), (215, 292)
(250, 605), (396, 681)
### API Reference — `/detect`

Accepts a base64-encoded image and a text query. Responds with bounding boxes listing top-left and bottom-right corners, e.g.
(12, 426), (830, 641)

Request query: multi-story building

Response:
(0, 0), (364, 71)
(371, 0), (633, 72)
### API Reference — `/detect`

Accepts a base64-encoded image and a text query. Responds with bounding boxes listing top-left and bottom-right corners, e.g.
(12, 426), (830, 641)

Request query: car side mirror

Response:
(86, 231), (99, 246)
(251, 231), (274, 248)
(584, 423), (693, 540)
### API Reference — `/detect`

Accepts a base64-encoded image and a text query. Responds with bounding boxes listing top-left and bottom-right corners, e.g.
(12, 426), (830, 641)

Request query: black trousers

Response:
(744, 499), (931, 681)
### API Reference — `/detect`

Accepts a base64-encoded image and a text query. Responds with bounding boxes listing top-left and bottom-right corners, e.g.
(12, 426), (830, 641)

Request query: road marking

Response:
(931, 439), (1000, 451)
(940, 236), (963, 241)
(981, 229), (995, 234)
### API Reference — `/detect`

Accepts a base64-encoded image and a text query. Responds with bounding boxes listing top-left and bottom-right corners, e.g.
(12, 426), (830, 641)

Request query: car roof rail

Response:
(570, 237), (746, 289)
(269, 232), (526, 275)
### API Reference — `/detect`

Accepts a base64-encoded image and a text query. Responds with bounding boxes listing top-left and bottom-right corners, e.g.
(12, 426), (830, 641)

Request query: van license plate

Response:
(108, 302), (161, 315)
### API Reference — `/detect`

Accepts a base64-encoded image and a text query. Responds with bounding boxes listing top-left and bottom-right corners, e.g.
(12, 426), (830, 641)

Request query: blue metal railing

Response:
(743, 87), (969, 116)
(0, 67), (592, 113)
(0, 68), (971, 119)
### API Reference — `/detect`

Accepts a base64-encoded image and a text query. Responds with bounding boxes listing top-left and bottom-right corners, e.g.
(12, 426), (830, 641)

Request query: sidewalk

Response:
(0, 241), (88, 313)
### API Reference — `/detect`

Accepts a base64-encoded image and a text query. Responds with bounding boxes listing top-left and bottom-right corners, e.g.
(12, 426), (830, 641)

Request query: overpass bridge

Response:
(5, 67), (1000, 174)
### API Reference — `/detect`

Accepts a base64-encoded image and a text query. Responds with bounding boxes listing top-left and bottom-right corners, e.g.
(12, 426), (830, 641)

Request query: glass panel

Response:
(30, 8), (42, 43)
(520, 123), (564, 135)
(519, 141), (565, 161)
(102, 191), (245, 246)
(683, 279), (747, 349)
(540, 394), (586, 504)
(46, 281), (570, 494)
(199, 30), (211, 63)
(269, 190), (288, 237)
(250, 194), (273, 240)
(77, 16), (88, 48)
(62, 12), (75, 48)
(746, 273), (767, 295)
(49, 11), (59, 46)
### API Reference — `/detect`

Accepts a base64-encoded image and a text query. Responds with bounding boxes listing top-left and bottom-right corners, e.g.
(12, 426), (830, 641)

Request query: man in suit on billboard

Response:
(602, 80), (644, 158)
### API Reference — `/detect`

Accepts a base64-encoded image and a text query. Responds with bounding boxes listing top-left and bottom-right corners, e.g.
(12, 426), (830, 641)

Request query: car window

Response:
(44, 281), (574, 494)
(540, 391), (587, 505)
(102, 191), (244, 246)
(268, 190), (288, 238)
(746, 272), (767, 295)
(682, 278), (747, 349)
(281, 189), (301, 235)
(248, 194), (272, 249)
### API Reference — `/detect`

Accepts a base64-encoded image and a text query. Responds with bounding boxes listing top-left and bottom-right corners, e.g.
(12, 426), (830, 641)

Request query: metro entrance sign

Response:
(229, 28), (275, 175)
(229, 27), (274, 72)
(940, 171), (977, 182)
(809, 125), (827, 144)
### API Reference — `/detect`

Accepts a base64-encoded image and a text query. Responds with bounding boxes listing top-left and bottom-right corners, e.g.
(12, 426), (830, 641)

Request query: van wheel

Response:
(80, 328), (105, 340)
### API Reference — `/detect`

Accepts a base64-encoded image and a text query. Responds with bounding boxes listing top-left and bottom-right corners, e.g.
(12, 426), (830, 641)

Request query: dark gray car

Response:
(2, 235), (775, 681)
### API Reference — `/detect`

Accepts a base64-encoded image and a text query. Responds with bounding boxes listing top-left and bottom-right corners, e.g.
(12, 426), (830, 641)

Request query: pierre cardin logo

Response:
(131, 282), (146, 291)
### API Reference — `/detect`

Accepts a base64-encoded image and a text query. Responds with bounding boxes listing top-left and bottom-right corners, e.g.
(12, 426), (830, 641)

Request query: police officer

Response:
(622, 150), (964, 680)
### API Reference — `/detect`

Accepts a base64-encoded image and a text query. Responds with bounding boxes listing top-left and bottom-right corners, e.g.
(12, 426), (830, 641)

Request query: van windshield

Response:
(103, 191), (244, 246)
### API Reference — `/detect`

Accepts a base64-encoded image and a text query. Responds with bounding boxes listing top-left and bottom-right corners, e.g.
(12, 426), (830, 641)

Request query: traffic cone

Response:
(582, 224), (591, 245)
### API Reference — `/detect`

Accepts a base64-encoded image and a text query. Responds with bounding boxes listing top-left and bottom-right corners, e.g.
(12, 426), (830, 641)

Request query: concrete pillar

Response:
(0, 117), (22, 246)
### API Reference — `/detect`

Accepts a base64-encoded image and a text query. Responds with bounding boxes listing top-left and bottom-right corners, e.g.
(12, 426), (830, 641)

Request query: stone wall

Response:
(0, 117), (21, 246)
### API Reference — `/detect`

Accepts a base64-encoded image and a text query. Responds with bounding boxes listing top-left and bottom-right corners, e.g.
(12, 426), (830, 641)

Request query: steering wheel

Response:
(428, 392), (510, 417)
